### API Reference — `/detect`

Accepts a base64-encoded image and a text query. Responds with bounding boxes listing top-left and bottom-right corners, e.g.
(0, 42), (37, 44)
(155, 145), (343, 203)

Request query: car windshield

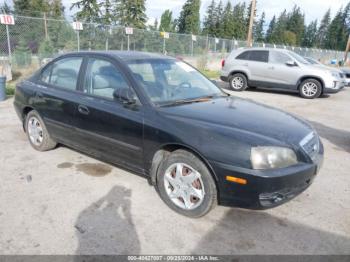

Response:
(287, 51), (310, 65)
(304, 57), (320, 65)
(127, 59), (224, 106)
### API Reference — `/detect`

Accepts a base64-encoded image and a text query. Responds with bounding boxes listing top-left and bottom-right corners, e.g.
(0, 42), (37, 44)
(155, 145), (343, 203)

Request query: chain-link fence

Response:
(0, 14), (345, 75)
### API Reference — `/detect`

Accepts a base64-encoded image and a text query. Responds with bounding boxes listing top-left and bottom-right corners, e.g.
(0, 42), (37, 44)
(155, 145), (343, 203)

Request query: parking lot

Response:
(0, 85), (349, 255)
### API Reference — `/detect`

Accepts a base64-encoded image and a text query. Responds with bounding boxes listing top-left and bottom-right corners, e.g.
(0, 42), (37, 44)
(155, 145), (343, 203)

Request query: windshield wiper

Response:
(160, 95), (215, 107)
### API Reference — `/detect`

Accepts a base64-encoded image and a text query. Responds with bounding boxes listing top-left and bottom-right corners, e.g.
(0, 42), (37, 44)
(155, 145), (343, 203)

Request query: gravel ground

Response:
(0, 85), (349, 255)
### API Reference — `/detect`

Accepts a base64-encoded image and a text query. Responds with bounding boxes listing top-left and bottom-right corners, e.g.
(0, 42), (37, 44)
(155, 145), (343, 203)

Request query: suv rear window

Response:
(236, 51), (250, 60)
(235, 50), (268, 62)
(249, 51), (269, 62)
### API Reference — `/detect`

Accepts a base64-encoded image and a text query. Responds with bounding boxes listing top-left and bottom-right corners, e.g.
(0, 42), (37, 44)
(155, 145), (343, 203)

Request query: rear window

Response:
(236, 51), (250, 60)
(249, 51), (268, 63)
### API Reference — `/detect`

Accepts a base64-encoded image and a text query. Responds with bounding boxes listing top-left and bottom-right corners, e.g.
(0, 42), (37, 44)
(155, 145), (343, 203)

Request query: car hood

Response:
(158, 96), (314, 146)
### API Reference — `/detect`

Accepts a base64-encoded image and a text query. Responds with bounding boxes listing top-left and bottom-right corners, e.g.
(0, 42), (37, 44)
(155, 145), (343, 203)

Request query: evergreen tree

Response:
(0, 2), (12, 13)
(302, 20), (318, 47)
(221, 1), (235, 39)
(71, 0), (101, 22)
(159, 10), (174, 32)
(115, 0), (147, 28)
(286, 5), (305, 45)
(232, 2), (246, 39)
(177, 0), (201, 34)
(202, 0), (216, 36)
(214, 0), (223, 37)
(254, 12), (265, 42)
(317, 9), (331, 48)
(265, 15), (276, 43)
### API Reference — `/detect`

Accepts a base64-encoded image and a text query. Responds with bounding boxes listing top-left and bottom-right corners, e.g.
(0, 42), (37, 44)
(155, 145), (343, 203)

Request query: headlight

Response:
(251, 146), (298, 170)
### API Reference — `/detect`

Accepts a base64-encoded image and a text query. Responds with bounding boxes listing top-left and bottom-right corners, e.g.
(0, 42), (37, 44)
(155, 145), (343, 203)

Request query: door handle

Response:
(78, 105), (90, 115)
(268, 66), (274, 70)
(243, 63), (248, 66)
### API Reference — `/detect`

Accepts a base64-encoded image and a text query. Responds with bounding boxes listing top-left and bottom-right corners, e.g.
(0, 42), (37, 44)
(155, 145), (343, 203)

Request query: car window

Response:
(42, 57), (83, 90)
(236, 51), (250, 60)
(128, 63), (156, 83)
(249, 51), (268, 63)
(127, 59), (223, 105)
(83, 58), (135, 100)
(269, 51), (292, 64)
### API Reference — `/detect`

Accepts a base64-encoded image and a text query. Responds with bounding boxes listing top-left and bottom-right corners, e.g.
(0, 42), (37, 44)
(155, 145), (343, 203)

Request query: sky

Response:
(2, 0), (349, 26)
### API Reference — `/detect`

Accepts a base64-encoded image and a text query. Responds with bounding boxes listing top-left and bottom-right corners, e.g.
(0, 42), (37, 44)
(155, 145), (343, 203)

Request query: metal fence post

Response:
(6, 24), (11, 61)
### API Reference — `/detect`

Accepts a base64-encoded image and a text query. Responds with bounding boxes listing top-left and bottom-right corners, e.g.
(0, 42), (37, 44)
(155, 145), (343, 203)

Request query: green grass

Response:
(5, 82), (16, 96)
(200, 69), (220, 79)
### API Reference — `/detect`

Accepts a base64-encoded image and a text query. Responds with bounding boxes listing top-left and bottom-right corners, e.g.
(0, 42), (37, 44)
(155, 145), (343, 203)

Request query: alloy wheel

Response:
(163, 163), (205, 210)
(231, 76), (244, 90)
(27, 116), (44, 146)
(302, 82), (318, 97)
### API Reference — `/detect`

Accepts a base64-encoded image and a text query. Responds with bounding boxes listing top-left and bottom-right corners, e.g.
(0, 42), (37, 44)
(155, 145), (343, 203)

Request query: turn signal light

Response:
(221, 59), (225, 68)
(226, 176), (247, 185)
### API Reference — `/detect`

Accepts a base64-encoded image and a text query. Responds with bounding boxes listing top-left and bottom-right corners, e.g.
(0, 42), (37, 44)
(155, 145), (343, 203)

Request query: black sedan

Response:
(14, 51), (324, 217)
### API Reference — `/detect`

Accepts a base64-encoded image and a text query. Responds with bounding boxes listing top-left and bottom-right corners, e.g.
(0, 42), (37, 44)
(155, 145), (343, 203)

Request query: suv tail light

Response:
(221, 59), (225, 68)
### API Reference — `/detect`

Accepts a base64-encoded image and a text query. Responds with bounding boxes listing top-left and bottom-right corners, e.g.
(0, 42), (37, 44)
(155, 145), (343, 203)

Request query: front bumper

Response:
(211, 143), (324, 209)
(324, 79), (346, 93)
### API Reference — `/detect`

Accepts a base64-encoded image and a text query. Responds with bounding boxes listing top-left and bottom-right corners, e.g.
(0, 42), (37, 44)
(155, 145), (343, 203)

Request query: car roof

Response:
(235, 47), (291, 53)
(61, 51), (174, 62)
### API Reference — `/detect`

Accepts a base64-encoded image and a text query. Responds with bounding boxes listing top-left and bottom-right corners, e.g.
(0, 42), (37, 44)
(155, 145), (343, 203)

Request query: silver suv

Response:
(220, 48), (345, 99)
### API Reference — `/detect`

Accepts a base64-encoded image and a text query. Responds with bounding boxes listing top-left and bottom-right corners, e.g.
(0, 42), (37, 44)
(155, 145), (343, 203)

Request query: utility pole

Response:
(343, 35), (350, 66)
(246, 0), (256, 47)
(43, 12), (48, 40)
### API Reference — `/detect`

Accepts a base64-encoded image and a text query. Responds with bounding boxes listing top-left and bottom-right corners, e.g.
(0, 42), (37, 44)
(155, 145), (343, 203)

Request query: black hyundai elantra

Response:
(14, 51), (324, 217)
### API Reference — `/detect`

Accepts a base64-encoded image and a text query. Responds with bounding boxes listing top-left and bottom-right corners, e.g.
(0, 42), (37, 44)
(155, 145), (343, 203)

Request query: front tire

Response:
(25, 110), (57, 151)
(299, 79), (322, 99)
(156, 150), (217, 218)
(229, 73), (248, 91)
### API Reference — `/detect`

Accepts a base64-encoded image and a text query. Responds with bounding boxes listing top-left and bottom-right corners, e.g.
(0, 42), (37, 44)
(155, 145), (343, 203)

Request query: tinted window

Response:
(269, 51), (291, 64)
(236, 51), (250, 60)
(249, 51), (268, 62)
(42, 57), (82, 90)
(83, 58), (135, 100)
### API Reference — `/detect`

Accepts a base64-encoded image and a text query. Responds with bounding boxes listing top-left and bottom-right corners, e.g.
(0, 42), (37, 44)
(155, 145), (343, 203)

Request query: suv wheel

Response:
(25, 110), (57, 151)
(229, 73), (248, 91)
(299, 79), (322, 99)
(156, 150), (217, 218)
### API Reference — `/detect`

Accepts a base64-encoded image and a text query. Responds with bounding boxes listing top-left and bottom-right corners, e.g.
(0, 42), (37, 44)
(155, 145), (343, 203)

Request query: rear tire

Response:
(25, 110), (57, 151)
(229, 73), (248, 91)
(156, 150), (217, 218)
(299, 79), (322, 99)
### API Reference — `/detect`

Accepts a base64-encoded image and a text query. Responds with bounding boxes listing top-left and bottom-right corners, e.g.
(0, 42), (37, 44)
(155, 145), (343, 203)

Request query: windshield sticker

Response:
(176, 61), (195, 72)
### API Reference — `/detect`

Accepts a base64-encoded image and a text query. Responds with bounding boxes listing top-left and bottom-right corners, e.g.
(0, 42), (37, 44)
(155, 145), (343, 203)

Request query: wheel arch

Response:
(22, 106), (34, 131)
(297, 76), (324, 92)
(229, 70), (249, 81)
(149, 143), (219, 189)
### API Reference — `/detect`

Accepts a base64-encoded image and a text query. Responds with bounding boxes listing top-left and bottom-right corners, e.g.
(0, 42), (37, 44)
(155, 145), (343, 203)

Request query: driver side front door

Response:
(72, 56), (144, 173)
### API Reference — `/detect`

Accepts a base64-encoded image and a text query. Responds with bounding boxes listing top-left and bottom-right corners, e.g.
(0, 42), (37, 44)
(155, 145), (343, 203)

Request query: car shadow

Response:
(218, 82), (299, 97)
(75, 185), (140, 255)
(192, 209), (350, 254)
(309, 121), (350, 153)
(218, 81), (332, 98)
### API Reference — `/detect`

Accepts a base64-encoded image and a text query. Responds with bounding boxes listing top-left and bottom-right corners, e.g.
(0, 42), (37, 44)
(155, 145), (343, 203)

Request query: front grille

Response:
(300, 132), (319, 161)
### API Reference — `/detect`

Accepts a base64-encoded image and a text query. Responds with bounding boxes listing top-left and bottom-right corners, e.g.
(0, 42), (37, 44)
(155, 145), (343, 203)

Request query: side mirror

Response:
(113, 88), (137, 105)
(286, 60), (297, 67)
